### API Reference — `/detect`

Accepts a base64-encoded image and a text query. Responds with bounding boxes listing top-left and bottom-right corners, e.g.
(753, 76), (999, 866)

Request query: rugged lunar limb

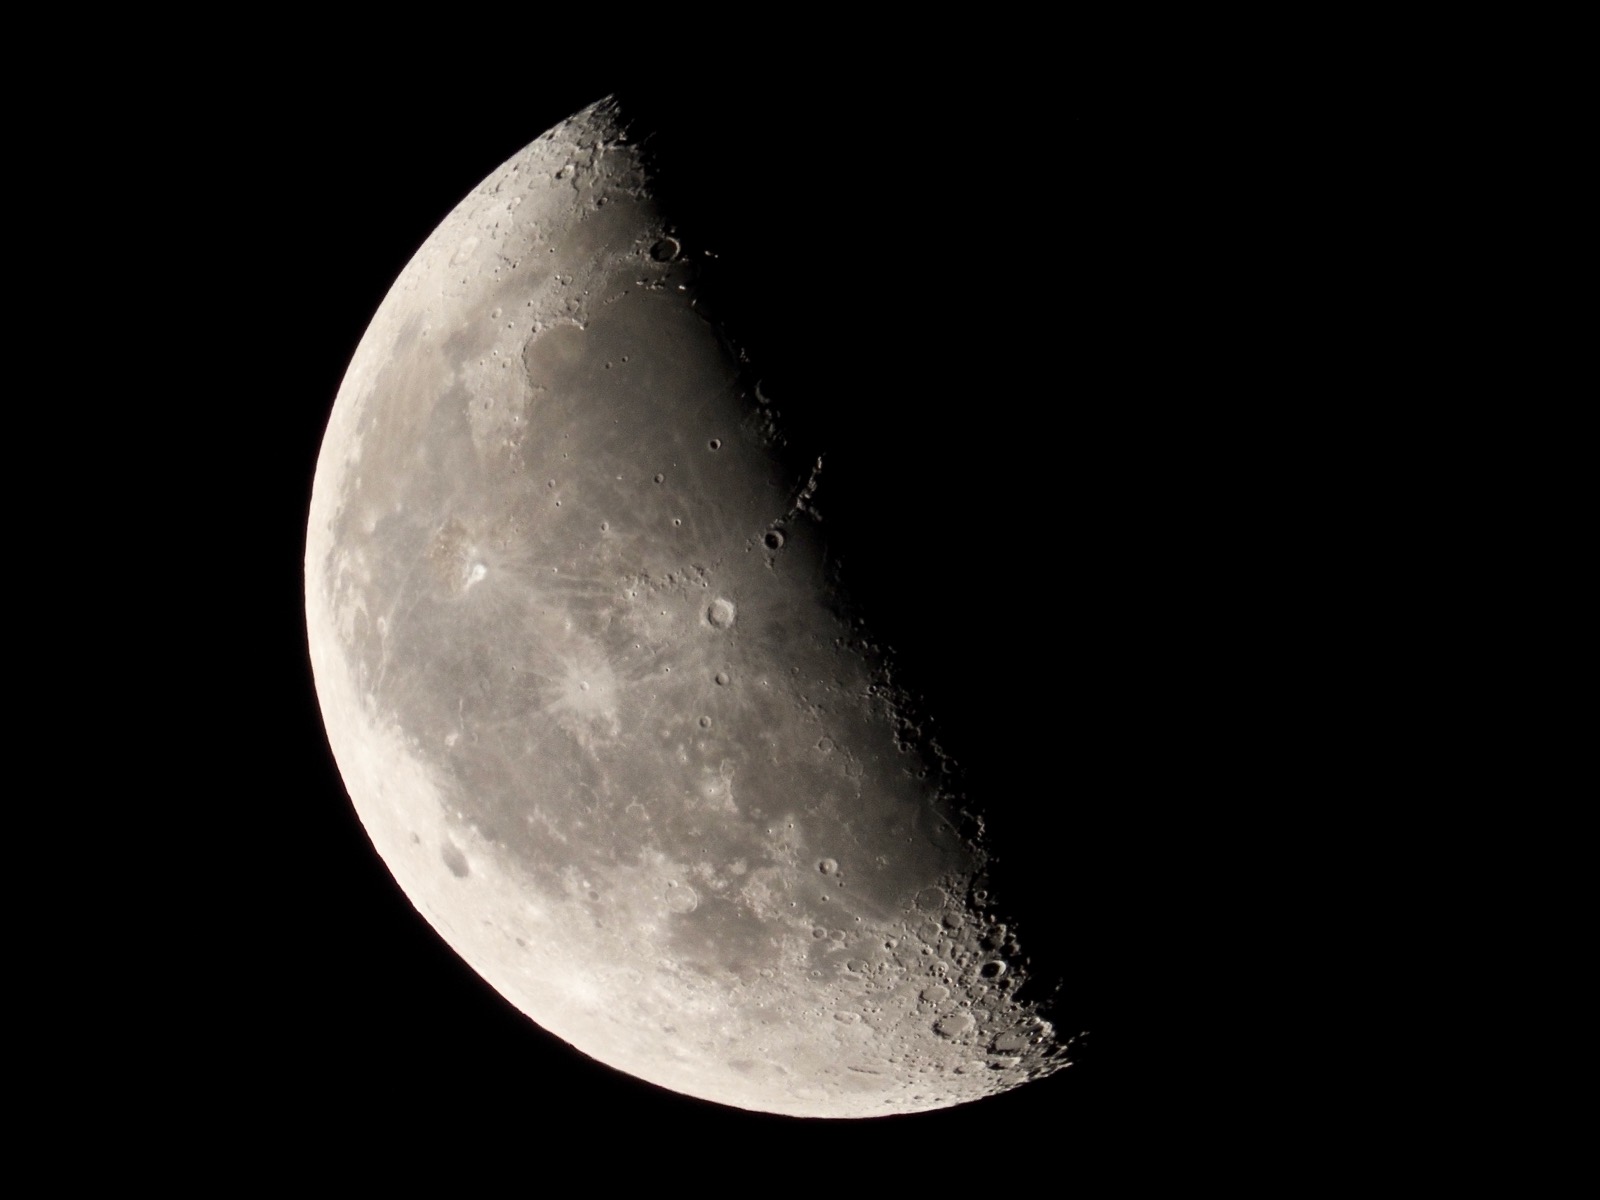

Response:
(306, 99), (1072, 1116)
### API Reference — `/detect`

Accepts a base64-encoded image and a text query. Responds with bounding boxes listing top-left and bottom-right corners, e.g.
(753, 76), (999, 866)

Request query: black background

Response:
(112, 49), (1278, 1175)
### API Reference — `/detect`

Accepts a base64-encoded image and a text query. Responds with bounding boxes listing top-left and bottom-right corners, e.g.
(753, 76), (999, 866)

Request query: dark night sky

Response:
(127, 51), (1275, 1173)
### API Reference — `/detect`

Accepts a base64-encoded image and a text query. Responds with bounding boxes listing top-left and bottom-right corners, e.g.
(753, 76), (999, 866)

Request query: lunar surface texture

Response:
(306, 97), (1083, 1117)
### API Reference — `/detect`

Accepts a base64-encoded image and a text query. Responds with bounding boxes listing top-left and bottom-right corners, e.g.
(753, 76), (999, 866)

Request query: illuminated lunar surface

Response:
(306, 98), (1078, 1116)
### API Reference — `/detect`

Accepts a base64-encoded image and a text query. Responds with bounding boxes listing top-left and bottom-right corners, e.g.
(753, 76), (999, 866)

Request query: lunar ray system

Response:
(306, 97), (1078, 1117)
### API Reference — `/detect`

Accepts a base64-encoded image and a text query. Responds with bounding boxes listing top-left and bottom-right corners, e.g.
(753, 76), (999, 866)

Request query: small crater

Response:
(763, 529), (785, 550)
(714, 671), (730, 686)
(706, 597), (736, 628)
(699, 716), (712, 729)
(833, 1011), (861, 1024)
(934, 1013), (975, 1039)
(817, 858), (839, 875)
(915, 887), (948, 913)
(980, 960), (1009, 980)
(654, 473), (665, 484)
(650, 236), (681, 262)
(664, 881), (698, 913)
(441, 843), (469, 879)
(708, 438), (722, 451)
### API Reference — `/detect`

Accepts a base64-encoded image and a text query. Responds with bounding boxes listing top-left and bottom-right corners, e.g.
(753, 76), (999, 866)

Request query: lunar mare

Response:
(307, 98), (1072, 1116)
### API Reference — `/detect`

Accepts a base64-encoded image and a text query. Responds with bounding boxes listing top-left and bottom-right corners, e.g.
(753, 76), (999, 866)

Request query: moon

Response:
(306, 96), (1083, 1117)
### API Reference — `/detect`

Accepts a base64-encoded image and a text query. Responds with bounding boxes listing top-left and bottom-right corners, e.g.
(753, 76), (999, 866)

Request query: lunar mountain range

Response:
(306, 96), (1090, 1117)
